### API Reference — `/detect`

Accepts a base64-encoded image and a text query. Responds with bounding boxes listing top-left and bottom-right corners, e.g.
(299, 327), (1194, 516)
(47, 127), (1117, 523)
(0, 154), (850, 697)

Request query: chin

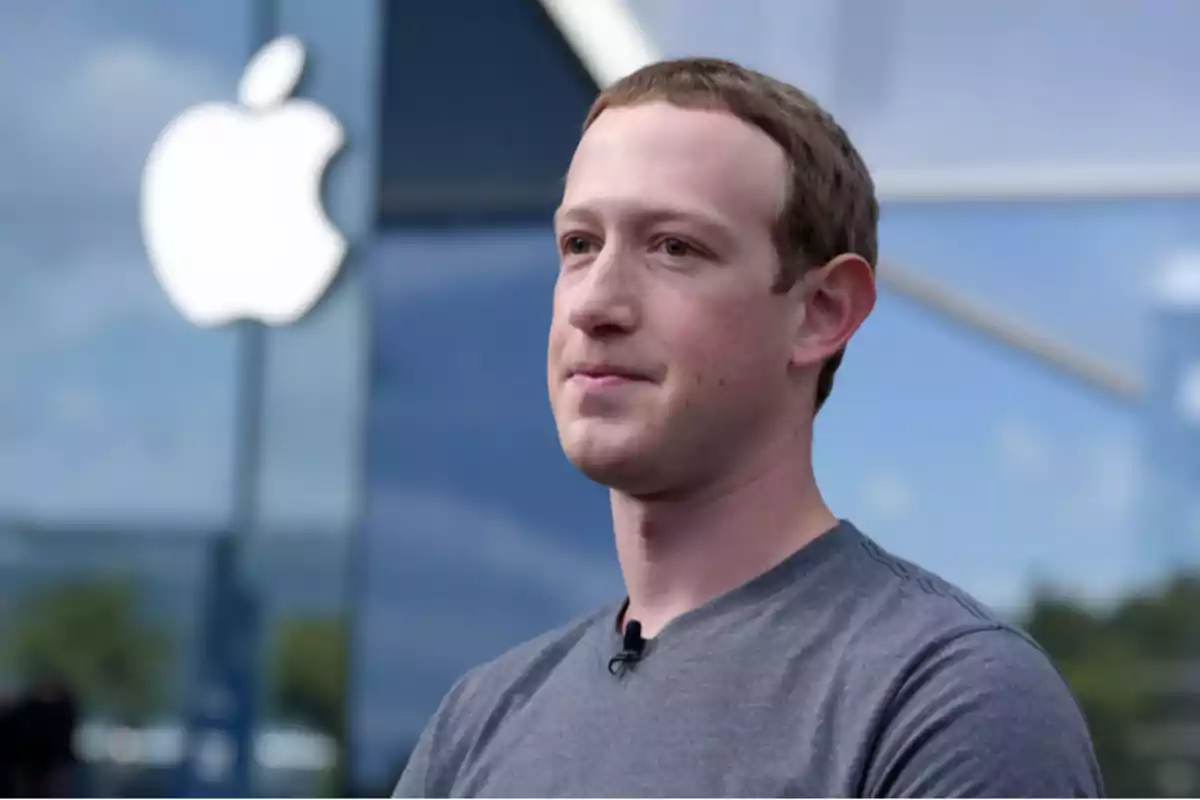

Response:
(558, 420), (662, 492)
(570, 451), (652, 492)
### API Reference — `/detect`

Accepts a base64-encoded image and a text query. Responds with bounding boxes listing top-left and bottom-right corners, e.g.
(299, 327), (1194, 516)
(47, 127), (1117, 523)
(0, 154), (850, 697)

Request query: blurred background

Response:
(1, 0), (1199, 796)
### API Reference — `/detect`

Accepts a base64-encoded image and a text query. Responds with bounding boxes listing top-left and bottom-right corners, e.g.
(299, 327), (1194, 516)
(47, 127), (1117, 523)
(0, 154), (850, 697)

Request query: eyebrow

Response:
(553, 203), (736, 245)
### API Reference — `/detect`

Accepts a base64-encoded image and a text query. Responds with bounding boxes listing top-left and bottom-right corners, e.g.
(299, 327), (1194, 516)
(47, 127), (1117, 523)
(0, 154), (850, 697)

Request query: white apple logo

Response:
(140, 36), (346, 327)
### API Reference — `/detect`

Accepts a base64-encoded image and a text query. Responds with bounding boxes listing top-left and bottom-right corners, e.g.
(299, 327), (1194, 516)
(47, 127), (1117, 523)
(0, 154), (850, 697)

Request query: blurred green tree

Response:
(1023, 571), (1200, 797)
(270, 616), (348, 796)
(270, 616), (347, 739)
(2, 577), (173, 724)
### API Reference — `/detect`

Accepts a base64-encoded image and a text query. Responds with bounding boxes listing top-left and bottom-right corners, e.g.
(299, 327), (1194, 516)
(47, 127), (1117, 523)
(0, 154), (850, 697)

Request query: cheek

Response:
(546, 324), (566, 398)
(666, 294), (784, 390)
(547, 287), (569, 356)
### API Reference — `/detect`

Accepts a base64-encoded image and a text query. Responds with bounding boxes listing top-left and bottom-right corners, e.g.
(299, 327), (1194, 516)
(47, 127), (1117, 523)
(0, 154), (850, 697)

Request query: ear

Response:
(790, 253), (876, 369)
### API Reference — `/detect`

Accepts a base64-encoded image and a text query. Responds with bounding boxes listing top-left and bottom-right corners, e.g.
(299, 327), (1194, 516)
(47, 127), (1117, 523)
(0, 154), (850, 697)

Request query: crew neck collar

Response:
(607, 519), (860, 648)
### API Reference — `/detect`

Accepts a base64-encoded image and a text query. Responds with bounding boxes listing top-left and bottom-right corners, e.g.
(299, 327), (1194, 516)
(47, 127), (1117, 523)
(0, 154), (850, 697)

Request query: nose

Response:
(565, 246), (639, 338)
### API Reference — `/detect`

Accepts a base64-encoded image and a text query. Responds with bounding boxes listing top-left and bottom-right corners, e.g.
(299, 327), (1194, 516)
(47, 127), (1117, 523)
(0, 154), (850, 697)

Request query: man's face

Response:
(548, 102), (802, 494)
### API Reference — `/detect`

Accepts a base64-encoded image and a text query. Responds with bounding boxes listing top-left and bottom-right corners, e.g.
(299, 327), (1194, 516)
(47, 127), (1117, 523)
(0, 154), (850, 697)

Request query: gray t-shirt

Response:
(394, 521), (1103, 797)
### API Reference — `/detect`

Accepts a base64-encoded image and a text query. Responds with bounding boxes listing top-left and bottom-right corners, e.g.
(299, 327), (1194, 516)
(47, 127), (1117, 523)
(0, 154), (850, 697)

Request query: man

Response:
(0, 687), (15, 798)
(395, 58), (1103, 798)
(9, 675), (79, 798)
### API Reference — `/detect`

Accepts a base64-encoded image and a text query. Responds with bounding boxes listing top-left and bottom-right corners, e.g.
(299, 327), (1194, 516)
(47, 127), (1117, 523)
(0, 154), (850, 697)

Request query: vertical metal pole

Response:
(177, 3), (277, 796)
(224, 0), (278, 791)
(175, 323), (268, 795)
(231, 320), (266, 561)
(229, 0), (278, 559)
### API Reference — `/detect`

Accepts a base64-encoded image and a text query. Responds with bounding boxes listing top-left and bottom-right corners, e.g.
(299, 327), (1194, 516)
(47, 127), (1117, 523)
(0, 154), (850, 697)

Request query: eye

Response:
(562, 235), (594, 256)
(658, 237), (694, 259)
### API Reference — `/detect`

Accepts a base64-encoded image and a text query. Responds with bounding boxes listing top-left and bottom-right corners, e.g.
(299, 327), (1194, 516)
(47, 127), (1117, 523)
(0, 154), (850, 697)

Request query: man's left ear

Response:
(790, 253), (876, 368)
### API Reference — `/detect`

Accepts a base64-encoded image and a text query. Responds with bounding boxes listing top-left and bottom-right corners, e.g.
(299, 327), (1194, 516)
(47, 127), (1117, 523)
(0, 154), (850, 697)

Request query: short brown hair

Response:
(584, 58), (878, 412)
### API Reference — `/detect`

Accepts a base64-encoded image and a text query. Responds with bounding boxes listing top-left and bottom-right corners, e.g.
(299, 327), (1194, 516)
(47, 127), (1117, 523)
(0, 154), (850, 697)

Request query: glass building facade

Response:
(2, 0), (1199, 796)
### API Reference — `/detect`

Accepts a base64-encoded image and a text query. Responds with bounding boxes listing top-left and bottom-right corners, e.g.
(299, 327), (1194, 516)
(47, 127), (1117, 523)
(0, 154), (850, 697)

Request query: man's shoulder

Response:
(841, 528), (1030, 653)
(440, 604), (613, 723)
(859, 539), (1081, 734)
(838, 529), (1102, 795)
(393, 605), (616, 798)
(861, 613), (1103, 795)
(835, 528), (1080, 720)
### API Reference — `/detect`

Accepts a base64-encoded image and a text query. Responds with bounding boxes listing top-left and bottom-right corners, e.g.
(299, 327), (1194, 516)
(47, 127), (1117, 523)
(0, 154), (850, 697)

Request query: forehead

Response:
(560, 102), (787, 235)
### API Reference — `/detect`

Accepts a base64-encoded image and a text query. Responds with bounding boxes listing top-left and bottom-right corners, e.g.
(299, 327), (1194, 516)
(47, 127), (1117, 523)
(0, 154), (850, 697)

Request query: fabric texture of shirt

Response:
(394, 521), (1104, 798)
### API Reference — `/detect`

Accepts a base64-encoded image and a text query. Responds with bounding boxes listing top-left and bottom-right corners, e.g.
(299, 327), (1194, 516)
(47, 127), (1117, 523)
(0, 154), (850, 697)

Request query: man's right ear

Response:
(789, 253), (876, 371)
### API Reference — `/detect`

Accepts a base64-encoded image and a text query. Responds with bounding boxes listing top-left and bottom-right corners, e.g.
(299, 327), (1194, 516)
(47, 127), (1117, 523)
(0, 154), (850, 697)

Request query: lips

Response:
(568, 362), (654, 382)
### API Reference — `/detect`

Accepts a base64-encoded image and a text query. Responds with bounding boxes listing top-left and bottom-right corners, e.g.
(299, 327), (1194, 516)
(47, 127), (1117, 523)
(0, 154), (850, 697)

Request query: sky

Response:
(630, 0), (1200, 172)
(3, 0), (1200, 783)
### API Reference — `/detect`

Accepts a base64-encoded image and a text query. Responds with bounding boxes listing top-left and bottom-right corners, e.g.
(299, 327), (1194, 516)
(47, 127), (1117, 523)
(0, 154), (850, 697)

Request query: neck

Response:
(612, 421), (837, 639)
